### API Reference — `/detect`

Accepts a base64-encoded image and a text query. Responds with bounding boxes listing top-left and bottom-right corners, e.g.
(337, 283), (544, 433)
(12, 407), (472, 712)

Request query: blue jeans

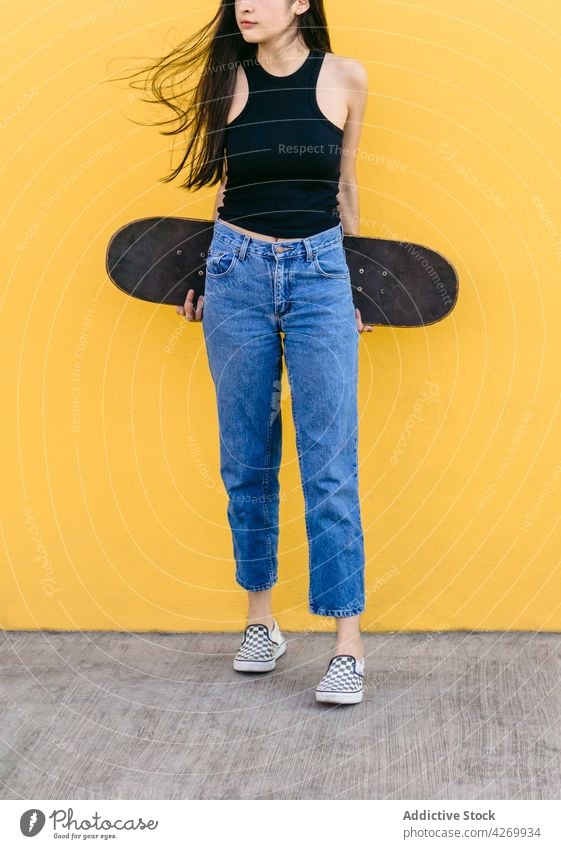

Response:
(202, 218), (365, 617)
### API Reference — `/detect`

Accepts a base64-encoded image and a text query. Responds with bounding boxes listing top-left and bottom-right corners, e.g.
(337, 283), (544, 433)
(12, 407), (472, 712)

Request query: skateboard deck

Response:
(106, 216), (458, 327)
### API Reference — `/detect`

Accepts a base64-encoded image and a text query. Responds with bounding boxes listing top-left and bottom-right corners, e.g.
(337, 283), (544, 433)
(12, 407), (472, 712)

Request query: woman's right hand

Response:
(176, 289), (204, 321)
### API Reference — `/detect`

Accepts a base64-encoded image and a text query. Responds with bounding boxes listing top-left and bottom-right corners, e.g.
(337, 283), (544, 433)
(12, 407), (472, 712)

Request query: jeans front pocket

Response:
(312, 241), (350, 279)
(205, 245), (240, 278)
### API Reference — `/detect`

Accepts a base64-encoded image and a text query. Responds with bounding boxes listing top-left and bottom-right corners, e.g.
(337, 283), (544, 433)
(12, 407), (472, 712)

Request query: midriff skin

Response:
(217, 216), (303, 243)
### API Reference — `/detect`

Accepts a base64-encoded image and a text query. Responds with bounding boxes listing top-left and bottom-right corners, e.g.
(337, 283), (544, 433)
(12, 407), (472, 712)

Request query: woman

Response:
(121, 0), (371, 704)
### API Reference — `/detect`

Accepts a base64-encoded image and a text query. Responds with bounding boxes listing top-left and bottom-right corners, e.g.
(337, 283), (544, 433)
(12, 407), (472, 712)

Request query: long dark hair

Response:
(107, 1), (333, 191)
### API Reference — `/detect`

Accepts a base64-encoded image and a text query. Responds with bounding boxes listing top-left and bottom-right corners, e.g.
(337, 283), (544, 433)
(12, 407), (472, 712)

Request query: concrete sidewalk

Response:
(0, 630), (560, 799)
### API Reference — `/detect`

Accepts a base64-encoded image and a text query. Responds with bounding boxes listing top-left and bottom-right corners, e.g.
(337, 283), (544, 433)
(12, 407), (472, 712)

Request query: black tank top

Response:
(217, 49), (344, 238)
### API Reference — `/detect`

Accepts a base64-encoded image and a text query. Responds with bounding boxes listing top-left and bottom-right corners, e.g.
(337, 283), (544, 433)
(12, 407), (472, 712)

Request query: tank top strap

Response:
(239, 55), (261, 93)
(307, 49), (325, 88)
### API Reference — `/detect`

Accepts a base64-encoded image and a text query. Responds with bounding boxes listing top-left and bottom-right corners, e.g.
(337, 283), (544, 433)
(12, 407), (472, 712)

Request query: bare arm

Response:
(176, 156), (227, 320)
(337, 60), (369, 237)
(337, 62), (373, 332)
(213, 180), (226, 221)
(213, 153), (228, 220)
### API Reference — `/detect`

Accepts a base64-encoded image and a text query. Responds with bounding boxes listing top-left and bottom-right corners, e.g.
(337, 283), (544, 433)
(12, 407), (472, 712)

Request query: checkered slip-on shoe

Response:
(315, 654), (365, 704)
(233, 618), (287, 672)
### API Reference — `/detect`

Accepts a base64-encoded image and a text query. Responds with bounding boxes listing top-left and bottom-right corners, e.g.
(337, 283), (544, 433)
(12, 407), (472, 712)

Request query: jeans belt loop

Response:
(238, 235), (250, 261)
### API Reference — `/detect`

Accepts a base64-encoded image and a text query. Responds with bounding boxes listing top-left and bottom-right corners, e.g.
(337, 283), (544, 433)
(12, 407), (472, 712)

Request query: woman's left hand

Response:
(355, 307), (374, 333)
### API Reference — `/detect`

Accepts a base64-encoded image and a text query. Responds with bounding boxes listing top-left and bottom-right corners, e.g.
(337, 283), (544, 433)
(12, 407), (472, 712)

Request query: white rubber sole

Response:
(233, 639), (287, 672)
(315, 687), (364, 704)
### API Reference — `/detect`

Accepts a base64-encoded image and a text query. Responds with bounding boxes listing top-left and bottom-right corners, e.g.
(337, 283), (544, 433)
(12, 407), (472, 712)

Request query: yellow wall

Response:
(2, 1), (561, 632)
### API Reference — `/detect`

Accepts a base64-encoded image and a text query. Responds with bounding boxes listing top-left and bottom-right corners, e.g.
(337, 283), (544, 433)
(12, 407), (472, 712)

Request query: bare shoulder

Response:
(325, 53), (369, 90)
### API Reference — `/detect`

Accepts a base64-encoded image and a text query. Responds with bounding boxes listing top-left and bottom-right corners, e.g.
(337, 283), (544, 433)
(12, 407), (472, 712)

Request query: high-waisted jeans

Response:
(202, 217), (365, 617)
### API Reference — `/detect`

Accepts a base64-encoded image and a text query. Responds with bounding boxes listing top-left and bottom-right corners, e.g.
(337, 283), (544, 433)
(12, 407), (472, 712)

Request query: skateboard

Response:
(106, 216), (458, 327)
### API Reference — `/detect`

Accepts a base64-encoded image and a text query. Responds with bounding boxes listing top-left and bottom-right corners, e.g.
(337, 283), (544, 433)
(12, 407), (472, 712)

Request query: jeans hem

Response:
(309, 605), (365, 617)
(236, 577), (277, 592)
